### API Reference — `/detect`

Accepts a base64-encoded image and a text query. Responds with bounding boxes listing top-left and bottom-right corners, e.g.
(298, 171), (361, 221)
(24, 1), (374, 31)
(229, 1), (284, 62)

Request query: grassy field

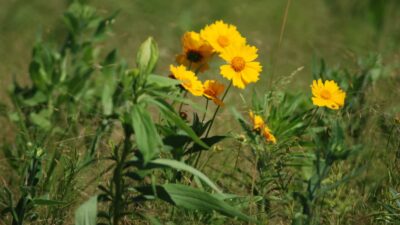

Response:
(2, 0), (400, 87)
(1, 0), (400, 224)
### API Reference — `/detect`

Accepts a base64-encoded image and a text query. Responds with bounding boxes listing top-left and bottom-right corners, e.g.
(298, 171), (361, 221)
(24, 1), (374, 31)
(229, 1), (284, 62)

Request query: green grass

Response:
(1, 0), (399, 89)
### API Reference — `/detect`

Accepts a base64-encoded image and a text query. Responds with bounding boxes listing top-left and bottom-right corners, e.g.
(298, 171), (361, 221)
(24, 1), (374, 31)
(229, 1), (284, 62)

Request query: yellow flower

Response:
(176, 31), (213, 72)
(249, 111), (265, 131)
(311, 79), (346, 110)
(220, 44), (262, 89)
(249, 111), (277, 144)
(170, 65), (204, 96)
(263, 126), (277, 144)
(200, 20), (246, 53)
(203, 80), (225, 106)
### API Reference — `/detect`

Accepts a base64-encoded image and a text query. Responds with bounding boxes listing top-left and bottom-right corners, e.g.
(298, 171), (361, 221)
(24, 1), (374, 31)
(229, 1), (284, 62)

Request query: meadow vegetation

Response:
(0, 0), (400, 224)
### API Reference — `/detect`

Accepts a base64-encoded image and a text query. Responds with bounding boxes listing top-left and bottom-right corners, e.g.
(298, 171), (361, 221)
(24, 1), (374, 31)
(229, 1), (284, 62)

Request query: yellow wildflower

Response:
(200, 20), (246, 53)
(176, 31), (213, 72)
(249, 111), (277, 144)
(203, 80), (225, 106)
(220, 44), (262, 89)
(263, 126), (277, 144)
(311, 79), (346, 110)
(249, 111), (265, 131)
(170, 65), (204, 96)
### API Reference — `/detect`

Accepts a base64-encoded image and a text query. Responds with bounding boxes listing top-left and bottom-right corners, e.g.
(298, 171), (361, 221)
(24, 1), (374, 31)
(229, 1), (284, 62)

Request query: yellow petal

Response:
(220, 64), (235, 79)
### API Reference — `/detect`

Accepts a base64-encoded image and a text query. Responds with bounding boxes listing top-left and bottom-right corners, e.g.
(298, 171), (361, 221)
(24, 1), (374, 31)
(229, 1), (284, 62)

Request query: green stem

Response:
(204, 81), (233, 137)
(178, 92), (188, 113)
(112, 130), (131, 225)
(201, 99), (209, 123)
(193, 81), (233, 168)
(310, 163), (331, 199)
(13, 147), (40, 225)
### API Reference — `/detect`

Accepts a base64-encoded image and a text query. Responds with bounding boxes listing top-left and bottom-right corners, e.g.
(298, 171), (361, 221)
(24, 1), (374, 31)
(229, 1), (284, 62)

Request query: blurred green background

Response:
(0, 0), (399, 96)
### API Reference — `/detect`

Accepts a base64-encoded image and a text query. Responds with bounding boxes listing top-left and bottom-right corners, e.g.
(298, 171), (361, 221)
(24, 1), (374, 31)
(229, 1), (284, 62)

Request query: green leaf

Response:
(21, 91), (48, 107)
(29, 110), (52, 130)
(101, 83), (114, 115)
(161, 184), (252, 222)
(163, 134), (191, 150)
(148, 90), (204, 112)
(149, 158), (222, 193)
(137, 37), (159, 76)
(130, 104), (162, 163)
(139, 213), (163, 225)
(186, 136), (227, 154)
(94, 11), (119, 41)
(32, 198), (64, 206)
(29, 60), (50, 92)
(101, 49), (118, 115)
(147, 74), (180, 87)
(149, 98), (208, 149)
(1, 144), (19, 171)
(75, 195), (97, 225)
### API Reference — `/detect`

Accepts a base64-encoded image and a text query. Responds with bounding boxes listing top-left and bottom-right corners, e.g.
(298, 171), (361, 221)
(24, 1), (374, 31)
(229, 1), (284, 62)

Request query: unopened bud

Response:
(180, 111), (188, 120)
(237, 134), (246, 142)
(395, 113), (400, 124)
(213, 145), (223, 152)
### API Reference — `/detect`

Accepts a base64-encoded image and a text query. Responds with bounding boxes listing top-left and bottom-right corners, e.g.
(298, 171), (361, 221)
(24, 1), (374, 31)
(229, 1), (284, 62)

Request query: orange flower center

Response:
(320, 89), (331, 100)
(231, 57), (246, 72)
(217, 35), (230, 48)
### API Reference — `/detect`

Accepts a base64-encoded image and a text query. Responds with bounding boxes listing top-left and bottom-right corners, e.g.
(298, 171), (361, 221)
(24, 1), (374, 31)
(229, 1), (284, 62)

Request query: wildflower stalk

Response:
(201, 99), (209, 123)
(111, 128), (132, 225)
(204, 81), (233, 137)
(178, 91), (188, 113)
(193, 81), (232, 168)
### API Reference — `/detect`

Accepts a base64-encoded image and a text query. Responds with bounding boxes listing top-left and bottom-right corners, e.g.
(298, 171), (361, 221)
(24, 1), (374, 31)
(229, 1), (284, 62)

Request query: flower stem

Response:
(112, 130), (131, 225)
(178, 91), (188, 113)
(201, 99), (209, 123)
(193, 81), (232, 168)
(204, 81), (232, 137)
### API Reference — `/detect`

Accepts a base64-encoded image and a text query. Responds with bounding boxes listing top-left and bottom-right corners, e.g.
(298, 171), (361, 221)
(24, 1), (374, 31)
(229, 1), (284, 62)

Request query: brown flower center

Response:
(186, 50), (203, 63)
(320, 89), (332, 100)
(231, 56), (246, 72)
(217, 35), (230, 48)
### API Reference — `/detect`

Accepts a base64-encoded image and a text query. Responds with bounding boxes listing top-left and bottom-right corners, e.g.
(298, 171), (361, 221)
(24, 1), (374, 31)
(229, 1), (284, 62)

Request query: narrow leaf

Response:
(131, 105), (162, 163)
(149, 158), (222, 193)
(149, 98), (208, 149)
(161, 184), (252, 222)
(75, 195), (97, 225)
